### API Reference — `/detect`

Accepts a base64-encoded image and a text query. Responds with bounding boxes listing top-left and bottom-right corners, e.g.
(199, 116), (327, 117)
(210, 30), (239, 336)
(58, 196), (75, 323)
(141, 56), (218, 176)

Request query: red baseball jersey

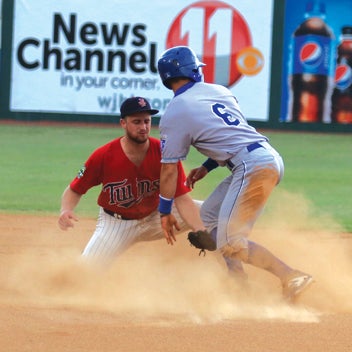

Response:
(70, 137), (190, 219)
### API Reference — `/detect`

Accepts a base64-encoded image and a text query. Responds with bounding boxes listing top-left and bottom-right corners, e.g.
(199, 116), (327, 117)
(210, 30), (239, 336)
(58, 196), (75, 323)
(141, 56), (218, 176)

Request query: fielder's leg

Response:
(82, 208), (139, 265)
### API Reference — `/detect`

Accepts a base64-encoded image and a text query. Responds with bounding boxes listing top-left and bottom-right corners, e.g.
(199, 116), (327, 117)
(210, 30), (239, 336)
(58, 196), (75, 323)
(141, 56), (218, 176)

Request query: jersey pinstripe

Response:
(82, 203), (202, 264)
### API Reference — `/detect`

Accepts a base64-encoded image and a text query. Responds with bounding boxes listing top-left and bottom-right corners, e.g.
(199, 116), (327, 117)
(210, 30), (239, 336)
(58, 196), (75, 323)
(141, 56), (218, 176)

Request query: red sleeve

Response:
(69, 146), (105, 195)
(174, 161), (191, 197)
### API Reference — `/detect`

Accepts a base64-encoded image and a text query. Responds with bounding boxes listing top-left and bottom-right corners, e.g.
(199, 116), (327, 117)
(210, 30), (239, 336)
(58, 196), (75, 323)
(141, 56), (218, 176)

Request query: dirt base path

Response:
(1, 213), (352, 352)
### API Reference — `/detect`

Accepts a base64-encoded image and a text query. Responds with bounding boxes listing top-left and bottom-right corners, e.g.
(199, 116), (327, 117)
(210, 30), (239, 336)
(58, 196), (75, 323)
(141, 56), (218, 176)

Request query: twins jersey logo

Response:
(166, 0), (263, 87)
(103, 179), (159, 208)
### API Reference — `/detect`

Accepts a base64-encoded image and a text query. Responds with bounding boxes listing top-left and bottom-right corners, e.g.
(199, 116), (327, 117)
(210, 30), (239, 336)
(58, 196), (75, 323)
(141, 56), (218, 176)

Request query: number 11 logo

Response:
(166, 0), (264, 87)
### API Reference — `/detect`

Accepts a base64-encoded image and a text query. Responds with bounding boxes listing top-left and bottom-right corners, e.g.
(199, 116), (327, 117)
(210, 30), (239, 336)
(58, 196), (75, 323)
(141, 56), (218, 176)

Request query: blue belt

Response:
(226, 142), (263, 170)
(246, 142), (263, 152)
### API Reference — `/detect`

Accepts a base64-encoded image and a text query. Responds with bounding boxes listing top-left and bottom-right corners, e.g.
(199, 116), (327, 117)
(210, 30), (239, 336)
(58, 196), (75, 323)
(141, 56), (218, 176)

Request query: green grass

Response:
(266, 132), (351, 230)
(0, 124), (351, 231)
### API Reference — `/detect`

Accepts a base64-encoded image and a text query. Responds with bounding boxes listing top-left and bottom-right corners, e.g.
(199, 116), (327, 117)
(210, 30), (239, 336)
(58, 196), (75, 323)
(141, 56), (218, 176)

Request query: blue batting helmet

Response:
(157, 46), (205, 89)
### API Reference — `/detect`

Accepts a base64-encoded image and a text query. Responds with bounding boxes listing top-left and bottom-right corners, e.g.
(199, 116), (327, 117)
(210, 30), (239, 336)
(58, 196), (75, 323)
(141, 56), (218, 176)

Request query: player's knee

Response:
(220, 237), (249, 262)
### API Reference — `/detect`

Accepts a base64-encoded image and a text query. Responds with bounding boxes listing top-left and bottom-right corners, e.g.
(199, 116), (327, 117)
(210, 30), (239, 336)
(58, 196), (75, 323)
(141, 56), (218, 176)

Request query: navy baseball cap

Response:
(120, 97), (159, 118)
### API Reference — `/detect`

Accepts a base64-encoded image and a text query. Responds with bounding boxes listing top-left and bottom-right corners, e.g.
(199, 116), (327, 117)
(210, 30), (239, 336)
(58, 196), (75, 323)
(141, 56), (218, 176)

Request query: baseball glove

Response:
(187, 230), (216, 256)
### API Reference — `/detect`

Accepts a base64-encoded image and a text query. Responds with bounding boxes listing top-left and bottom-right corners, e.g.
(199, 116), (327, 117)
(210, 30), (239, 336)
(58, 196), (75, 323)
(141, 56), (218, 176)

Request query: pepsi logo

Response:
(299, 42), (323, 67)
(335, 63), (352, 90)
(166, 0), (263, 87)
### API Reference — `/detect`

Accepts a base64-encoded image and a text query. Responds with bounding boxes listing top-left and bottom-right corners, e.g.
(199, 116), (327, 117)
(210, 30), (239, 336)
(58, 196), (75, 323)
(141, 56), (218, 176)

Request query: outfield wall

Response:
(1, 0), (352, 132)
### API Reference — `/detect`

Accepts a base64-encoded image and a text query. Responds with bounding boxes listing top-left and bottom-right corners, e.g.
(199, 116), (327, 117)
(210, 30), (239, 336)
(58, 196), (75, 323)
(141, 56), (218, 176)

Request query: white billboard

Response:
(10, 0), (273, 120)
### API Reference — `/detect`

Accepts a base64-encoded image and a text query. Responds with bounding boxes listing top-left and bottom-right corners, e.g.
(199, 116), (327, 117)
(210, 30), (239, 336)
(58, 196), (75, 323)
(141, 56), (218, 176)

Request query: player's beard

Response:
(125, 130), (149, 144)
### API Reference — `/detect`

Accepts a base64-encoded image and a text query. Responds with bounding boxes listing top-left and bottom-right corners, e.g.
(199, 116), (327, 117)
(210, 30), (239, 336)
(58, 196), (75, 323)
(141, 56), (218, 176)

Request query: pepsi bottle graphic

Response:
(287, 1), (334, 123)
(331, 26), (352, 124)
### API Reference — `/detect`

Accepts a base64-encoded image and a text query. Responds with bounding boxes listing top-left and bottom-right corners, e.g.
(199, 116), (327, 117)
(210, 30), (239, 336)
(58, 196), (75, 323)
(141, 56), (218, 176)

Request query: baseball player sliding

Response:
(156, 46), (313, 302)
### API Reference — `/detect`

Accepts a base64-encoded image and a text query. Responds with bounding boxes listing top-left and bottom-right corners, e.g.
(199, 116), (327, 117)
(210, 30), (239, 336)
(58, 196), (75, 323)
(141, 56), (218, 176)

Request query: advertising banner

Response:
(280, 0), (352, 124)
(10, 0), (273, 121)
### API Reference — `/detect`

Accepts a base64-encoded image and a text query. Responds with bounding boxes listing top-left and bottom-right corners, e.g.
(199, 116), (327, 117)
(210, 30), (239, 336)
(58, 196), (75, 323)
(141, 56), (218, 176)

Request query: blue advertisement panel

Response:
(280, 0), (352, 124)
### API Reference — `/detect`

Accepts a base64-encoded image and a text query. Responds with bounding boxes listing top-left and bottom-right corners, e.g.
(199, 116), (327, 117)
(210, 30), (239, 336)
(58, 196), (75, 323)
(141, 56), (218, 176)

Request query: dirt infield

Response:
(1, 212), (352, 352)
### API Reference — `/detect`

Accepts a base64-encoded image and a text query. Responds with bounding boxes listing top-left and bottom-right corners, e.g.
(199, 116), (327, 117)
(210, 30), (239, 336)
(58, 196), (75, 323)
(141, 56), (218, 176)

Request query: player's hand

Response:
(58, 210), (78, 230)
(160, 213), (180, 245)
(186, 166), (208, 188)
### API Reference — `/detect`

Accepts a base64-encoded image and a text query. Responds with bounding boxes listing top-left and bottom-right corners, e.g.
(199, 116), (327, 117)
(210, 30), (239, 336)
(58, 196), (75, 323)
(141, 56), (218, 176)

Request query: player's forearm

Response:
(174, 194), (205, 231)
(159, 163), (178, 199)
(60, 186), (82, 212)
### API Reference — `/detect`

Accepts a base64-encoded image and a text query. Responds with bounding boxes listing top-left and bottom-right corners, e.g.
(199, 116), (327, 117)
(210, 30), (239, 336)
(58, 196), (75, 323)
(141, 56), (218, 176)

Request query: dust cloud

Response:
(0, 190), (351, 325)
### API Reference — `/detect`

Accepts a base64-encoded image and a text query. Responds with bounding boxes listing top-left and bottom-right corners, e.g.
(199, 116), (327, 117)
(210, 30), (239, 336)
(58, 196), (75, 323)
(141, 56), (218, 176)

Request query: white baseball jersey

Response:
(159, 81), (268, 164)
(159, 80), (284, 251)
